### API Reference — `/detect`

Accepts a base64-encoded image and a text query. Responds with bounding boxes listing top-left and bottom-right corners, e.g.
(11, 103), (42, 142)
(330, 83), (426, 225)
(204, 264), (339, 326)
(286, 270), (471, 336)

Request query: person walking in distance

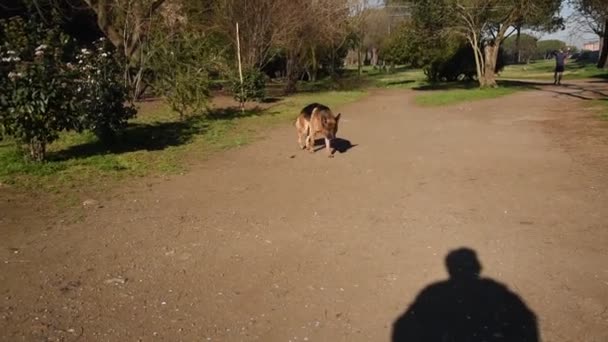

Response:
(553, 47), (569, 85)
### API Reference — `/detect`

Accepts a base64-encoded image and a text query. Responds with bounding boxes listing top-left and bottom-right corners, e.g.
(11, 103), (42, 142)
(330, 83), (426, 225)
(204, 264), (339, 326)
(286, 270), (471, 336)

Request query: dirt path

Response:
(2, 80), (608, 342)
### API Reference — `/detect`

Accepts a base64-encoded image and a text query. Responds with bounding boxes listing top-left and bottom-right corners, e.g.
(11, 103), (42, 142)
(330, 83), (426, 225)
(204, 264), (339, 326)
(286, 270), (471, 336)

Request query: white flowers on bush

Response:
(8, 71), (23, 80)
(1, 55), (21, 63)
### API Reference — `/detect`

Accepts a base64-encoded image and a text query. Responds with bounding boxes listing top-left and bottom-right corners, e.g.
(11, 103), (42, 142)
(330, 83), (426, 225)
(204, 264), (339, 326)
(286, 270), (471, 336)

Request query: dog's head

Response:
(321, 112), (341, 140)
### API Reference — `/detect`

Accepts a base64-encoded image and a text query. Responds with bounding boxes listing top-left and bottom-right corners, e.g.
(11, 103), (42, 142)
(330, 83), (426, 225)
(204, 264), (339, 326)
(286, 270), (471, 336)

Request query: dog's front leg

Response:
(325, 138), (334, 158)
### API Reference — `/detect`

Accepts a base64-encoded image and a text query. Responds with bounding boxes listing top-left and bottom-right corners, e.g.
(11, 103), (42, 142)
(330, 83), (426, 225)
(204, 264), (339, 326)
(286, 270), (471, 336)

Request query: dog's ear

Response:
(335, 113), (341, 121)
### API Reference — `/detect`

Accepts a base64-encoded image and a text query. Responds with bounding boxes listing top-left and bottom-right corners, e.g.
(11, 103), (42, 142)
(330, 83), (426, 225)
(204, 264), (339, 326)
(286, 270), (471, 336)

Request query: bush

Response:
(382, 22), (422, 67)
(149, 30), (225, 119)
(502, 34), (538, 64)
(75, 38), (136, 142)
(0, 16), (79, 161)
(424, 44), (506, 83)
(535, 40), (567, 60)
(262, 49), (287, 79)
(0, 15), (137, 161)
(230, 68), (266, 104)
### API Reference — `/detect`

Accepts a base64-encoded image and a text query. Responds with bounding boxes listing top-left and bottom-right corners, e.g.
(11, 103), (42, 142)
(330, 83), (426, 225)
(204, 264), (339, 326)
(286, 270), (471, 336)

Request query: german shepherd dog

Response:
(295, 103), (341, 157)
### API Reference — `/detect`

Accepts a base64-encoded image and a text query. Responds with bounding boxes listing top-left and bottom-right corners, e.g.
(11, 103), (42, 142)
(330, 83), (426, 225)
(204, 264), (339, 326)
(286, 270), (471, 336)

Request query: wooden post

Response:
(236, 22), (245, 113)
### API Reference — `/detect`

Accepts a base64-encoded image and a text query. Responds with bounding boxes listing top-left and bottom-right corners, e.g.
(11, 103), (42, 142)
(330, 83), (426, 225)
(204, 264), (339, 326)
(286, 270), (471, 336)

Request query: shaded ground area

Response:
(1, 80), (608, 342)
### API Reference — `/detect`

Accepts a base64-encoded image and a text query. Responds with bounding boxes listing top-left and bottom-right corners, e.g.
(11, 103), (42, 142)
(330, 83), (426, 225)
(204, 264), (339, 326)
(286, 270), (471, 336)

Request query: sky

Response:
(377, 1), (600, 48)
(524, 2), (598, 47)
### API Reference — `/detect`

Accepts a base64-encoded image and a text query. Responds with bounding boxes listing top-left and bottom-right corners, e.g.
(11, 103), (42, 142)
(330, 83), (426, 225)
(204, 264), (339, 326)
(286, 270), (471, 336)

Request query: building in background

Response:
(583, 41), (600, 51)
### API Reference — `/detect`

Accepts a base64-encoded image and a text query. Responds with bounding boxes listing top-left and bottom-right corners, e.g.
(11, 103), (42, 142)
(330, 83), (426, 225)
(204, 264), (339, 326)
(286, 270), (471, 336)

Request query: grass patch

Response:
(500, 59), (608, 81)
(294, 66), (427, 93)
(0, 90), (366, 191)
(592, 99), (608, 121)
(414, 81), (532, 107)
(359, 66), (426, 89)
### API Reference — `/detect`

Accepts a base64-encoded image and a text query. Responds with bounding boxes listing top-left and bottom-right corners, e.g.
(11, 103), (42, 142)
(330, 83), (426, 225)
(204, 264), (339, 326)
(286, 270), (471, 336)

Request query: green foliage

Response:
(536, 39), (567, 58)
(150, 29), (226, 119)
(74, 38), (136, 142)
(0, 15), (138, 162)
(230, 68), (267, 104)
(382, 22), (422, 67)
(0, 16), (78, 161)
(424, 43), (505, 83)
(318, 41), (352, 77)
(502, 34), (539, 64)
(398, 0), (562, 86)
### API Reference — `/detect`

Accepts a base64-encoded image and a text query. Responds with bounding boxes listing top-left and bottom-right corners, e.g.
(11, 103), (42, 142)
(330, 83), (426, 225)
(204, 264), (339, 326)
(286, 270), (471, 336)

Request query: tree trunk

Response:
(28, 137), (46, 162)
(471, 43), (483, 84)
(481, 44), (499, 88)
(329, 43), (336, 76)
(310, 47), (318, 82)
(515, 26), (521, 64)
(284, 52), (299, 94)
(598, 19), (608, 69)
(357, 44), (363, 77)
(371, 47), (379, 66)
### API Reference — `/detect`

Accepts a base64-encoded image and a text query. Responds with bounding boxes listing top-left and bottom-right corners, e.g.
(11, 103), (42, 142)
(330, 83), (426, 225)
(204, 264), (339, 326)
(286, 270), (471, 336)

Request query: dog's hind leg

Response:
(296, 118), (309, 150)
(306, 131), (315, 153)
(297, 126), (307, 150)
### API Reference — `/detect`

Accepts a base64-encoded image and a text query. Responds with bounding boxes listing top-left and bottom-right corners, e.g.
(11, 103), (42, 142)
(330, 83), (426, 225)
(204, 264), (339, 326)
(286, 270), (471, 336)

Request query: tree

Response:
(400, 0), (561, 86)
(349, 0), (373, 76)
(503, 33), (538, 63)
(213, 0), (285, 70)
(81, 0), (167, 98)
(382, 21), (419, 67)
(536, 39), (566, 59)
(0, 16), (78, 161)
(75, 38), (137, 141)
(570, 0), (608, 68)
(360, 7), (393, 67)
(273, 0), (350, 93)
(148, 6), (228, 119)
(448, 0), (562, 87)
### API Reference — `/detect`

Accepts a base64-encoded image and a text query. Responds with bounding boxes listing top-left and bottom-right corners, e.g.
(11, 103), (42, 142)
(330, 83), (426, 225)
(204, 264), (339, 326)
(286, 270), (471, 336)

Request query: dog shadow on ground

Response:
(312, 138), (357, 154)
(391, 247), (539, 342)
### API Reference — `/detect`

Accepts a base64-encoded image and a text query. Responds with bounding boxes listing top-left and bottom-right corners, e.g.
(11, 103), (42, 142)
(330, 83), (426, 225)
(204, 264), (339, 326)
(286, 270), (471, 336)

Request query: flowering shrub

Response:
(74, 38), (136, 142)
(0, 17), (137, 161)
(0, 17), (78, 161)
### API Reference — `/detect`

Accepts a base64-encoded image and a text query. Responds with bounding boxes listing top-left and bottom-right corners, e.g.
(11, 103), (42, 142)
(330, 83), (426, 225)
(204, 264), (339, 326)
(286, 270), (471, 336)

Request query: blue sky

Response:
(525, 2), (598, 47)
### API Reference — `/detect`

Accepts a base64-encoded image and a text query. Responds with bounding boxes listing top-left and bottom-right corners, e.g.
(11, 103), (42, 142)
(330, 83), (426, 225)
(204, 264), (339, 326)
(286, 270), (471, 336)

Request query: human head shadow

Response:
(311, 138), (357, 154)
(392, 248), (539, 342)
